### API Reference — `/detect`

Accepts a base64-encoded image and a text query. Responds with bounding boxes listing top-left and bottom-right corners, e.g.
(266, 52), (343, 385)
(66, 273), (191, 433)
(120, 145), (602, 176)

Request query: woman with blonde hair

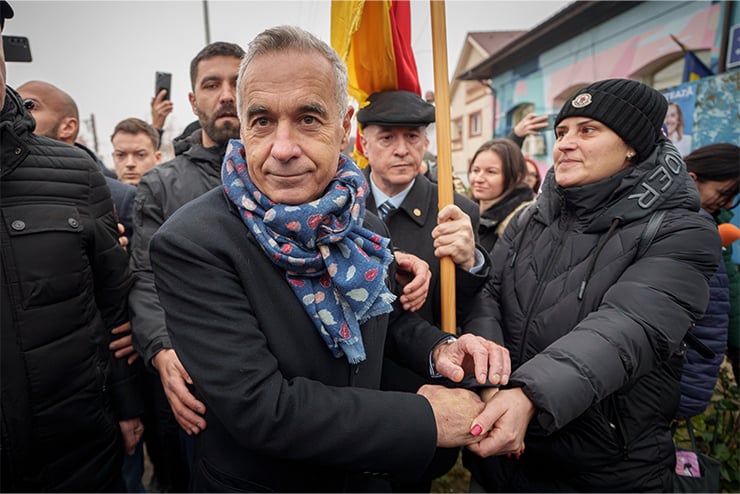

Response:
(664, 101), (692, 156)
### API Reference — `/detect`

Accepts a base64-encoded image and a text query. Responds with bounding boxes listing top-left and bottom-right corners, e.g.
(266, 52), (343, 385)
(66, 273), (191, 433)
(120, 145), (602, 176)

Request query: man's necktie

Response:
(377, 200), (396, 220)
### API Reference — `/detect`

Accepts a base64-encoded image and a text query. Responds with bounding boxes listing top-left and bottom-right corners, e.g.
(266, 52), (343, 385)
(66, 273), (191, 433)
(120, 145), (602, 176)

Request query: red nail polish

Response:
(470, 424), (483, 436)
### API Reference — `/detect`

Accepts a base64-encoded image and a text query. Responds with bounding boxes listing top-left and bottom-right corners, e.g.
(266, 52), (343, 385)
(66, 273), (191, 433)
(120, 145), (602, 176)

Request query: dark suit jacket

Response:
(150, 187), (450, 492)
(365, 173), (494, 396)
(365, 172), (488, 329)
(73, 143), (136, 242)
(105, 177), (136, 242)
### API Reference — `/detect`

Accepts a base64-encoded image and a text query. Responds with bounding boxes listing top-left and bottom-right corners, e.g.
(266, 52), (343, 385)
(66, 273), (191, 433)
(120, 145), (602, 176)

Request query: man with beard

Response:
(128, 41), (245, 490)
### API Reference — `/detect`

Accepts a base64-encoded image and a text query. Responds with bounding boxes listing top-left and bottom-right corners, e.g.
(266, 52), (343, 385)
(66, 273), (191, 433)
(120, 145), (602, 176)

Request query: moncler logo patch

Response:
(571, 93), (592, 108)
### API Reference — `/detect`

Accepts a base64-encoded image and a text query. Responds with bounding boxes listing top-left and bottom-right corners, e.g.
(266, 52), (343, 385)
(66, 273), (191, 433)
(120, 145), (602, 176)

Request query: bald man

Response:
(17, 80), (115, 175)
(3, 6), (143, 488)
(17, 81), (136, 240)
(16, 80), (80, 143)
(16, 80), (146, 492)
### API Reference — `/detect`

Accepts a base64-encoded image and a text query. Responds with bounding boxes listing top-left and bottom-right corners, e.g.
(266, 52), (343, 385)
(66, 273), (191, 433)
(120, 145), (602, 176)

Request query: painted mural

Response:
(661, 70), (739, 157)
(691, 70), (739, 149)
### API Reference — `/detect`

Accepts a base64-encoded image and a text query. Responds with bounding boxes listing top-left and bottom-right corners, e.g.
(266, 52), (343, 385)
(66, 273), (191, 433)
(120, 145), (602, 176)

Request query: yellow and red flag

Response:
(332, 0), (457, 334)
(331, 0), (421, 166)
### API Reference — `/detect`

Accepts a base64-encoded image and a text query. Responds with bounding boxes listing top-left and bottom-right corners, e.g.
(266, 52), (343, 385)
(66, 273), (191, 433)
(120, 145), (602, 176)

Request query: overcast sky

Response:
(5, 0), (569, 164)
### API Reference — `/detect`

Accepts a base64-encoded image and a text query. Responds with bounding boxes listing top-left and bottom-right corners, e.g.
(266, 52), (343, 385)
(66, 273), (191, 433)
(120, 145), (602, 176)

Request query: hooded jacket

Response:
(129, 128), (226, 365)
(1, 87), (136, 491)
(463, 139), (721, 492)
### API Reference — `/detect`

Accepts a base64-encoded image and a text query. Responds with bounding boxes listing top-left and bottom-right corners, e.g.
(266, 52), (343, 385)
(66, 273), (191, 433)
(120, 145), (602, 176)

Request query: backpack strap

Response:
(684, 325), (716, 359)
(637, 210), (717, 362)
(636, 210), (666, 258)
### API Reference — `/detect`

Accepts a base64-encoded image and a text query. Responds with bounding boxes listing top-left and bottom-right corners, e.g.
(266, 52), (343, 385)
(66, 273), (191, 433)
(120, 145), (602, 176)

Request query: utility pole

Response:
(203, 0), (211, 45)
(89, 113), (99, 155)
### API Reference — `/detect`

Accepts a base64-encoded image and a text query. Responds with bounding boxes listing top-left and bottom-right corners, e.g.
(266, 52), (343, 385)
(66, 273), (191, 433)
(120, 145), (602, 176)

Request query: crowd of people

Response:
(2, 1), (739, 492)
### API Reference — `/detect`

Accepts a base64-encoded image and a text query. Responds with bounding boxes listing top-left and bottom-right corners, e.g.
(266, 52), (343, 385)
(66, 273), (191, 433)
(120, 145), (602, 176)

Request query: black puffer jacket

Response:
(129, 129), (226, 365)
(463, 140), (721, 492)
(1, 87), (137, 491)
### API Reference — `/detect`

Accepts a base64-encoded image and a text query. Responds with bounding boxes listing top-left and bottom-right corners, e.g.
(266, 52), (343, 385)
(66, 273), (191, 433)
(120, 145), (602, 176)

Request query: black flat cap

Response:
(356, 90), (436, 127)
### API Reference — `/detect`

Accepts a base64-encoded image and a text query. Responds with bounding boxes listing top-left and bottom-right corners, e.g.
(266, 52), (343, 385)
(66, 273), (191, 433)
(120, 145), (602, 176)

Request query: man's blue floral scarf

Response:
(222, 140), (396, 364)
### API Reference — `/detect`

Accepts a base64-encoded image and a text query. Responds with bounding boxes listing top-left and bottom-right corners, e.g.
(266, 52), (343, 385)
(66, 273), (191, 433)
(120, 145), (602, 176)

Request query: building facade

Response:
(454, 0), (739, 174)
(449, 31), (525, 185)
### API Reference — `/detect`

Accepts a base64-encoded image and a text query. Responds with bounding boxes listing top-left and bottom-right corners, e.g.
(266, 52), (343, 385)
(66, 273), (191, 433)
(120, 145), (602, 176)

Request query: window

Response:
(451, 117), (463, 151)
(468, 111), (482, 137)
(452, 118), (463, 143)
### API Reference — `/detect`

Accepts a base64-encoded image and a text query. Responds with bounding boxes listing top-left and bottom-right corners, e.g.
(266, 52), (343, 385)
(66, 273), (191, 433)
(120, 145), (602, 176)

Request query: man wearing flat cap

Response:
(358, 89), (492, 492)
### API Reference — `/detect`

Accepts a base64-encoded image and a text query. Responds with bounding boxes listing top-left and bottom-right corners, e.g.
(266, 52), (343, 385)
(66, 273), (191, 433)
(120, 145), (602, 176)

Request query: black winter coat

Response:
(1, 87), (137, 491)
(463, 140), (721, 492)
(129, 134), (225, 365)
(365, 173), (488, 328)
(150, 187), (448, 492)
(74, 142), (137, 242)
(364, 173), (493, 397)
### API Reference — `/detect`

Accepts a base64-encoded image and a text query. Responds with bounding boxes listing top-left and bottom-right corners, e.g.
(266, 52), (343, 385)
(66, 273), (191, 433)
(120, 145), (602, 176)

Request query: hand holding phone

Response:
(513, 113), (549, 138)
(152, 72), (174, 130)
(545, 113), (558, 131)
(155, 71), (172, 101)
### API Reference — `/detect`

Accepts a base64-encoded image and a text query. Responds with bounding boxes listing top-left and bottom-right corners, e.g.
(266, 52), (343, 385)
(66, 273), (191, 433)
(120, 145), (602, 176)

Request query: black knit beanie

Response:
(554, 79), (668, 162)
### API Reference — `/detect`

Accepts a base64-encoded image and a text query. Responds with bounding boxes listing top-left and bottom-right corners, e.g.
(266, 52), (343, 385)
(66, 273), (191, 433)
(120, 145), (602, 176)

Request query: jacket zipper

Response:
(606, 395), (629, 459)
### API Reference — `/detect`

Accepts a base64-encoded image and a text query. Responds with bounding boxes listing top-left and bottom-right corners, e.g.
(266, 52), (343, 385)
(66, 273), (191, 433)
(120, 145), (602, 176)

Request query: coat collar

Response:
(398, 174), (435, 227)
(1, 87), (33, 177)
(363, 167), (432, 228)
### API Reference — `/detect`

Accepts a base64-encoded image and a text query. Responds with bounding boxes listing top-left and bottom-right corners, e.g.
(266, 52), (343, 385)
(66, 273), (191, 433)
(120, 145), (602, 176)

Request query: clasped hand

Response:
(423, 336), (536, 456)
(467, 387), (535, 458)
(431, 333), (510, 385)
(419, 334), (512, 448)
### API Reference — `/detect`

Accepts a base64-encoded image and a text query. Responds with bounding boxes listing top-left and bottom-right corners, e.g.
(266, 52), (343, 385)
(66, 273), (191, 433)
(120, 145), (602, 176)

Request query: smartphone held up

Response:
(3, 35), (31, 62)
(155, 71), (171, 100)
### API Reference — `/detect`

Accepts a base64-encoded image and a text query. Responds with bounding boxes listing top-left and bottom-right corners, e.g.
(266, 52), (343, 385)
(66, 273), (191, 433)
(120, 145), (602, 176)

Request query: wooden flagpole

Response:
(430, 0), (456, 334)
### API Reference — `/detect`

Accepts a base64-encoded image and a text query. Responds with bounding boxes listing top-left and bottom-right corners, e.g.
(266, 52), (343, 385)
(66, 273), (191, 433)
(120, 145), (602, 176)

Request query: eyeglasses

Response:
(22, 99), (36, 111)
